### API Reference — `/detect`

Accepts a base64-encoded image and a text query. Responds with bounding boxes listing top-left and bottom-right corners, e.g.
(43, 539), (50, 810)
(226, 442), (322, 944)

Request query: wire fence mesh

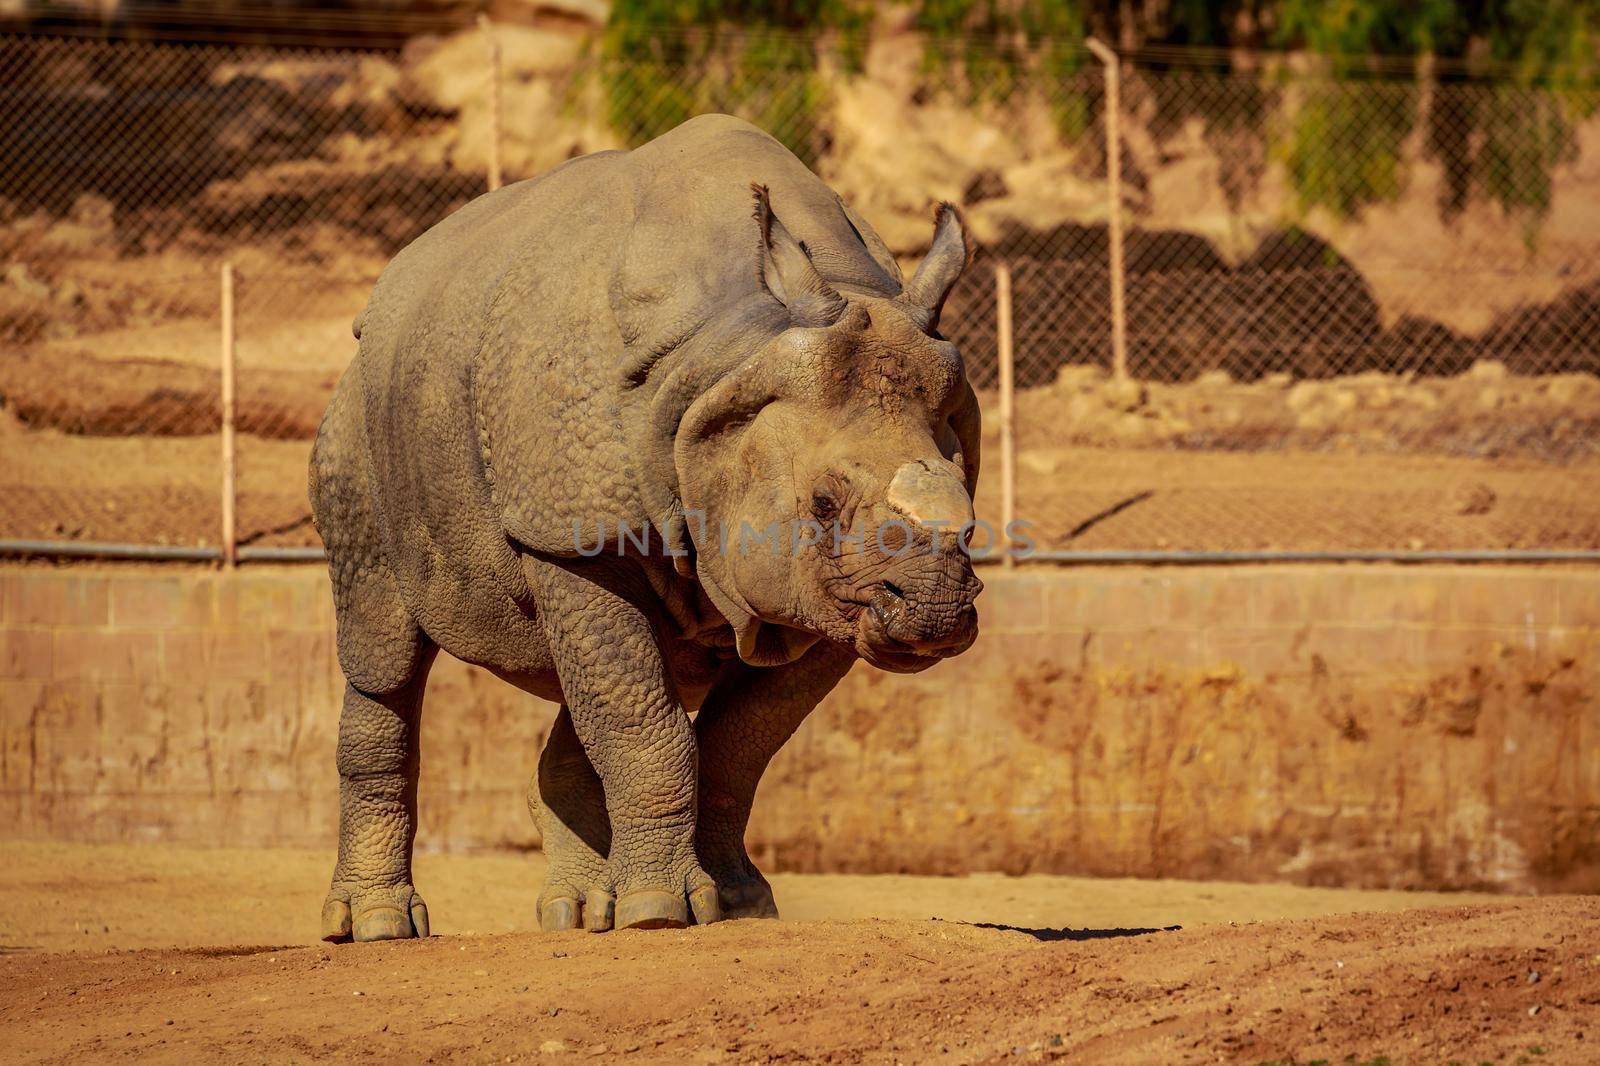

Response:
(2, 30), (1597, 558)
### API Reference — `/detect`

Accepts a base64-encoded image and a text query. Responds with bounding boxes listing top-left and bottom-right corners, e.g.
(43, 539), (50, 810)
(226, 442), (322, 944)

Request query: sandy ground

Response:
(2, 843), (1596, 1063)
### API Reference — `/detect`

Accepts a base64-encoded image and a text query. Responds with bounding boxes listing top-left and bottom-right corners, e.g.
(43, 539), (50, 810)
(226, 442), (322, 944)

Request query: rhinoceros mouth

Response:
(853, 590), (978, 673)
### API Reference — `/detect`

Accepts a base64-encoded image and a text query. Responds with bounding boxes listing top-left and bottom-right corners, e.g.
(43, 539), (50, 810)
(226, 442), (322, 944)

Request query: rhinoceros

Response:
(309, 113), (983, 939)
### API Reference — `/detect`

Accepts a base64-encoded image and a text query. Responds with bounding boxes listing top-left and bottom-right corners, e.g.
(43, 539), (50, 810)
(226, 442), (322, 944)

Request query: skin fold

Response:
(309, 114), (983, 939)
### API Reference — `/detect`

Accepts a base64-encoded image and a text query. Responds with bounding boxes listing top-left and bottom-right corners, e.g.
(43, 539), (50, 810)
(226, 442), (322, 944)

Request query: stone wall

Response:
(1, 563), (1595, 891)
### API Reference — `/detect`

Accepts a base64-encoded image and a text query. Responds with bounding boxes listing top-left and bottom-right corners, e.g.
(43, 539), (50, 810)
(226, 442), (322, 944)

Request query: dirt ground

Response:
(1, 843), (1595, 1063)
(6, 393), (1600, 554)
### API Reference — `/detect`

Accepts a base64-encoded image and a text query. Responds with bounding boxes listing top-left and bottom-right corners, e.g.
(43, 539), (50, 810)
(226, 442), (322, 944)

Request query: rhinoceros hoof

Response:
(689, 884), (723, 925)
(614, 889), (691, 930)
(538, 896), (582, 932)
(321, 885), (430, 943)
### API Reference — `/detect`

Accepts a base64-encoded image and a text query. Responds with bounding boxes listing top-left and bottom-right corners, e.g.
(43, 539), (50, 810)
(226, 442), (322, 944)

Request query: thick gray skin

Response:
(310, 114), (983, 940)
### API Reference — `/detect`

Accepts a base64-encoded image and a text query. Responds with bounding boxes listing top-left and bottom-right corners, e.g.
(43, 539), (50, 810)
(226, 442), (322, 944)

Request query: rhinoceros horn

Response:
(900, 203), (973, 331)
(886, 457), (974, 531)
(752, 183), (847, 328)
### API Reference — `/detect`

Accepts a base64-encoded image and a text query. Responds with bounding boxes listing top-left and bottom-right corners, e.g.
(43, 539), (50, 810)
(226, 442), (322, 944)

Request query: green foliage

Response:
(1269, 1), (1599, 221)
(1278, 79), (1415, 216)
(1275, 0), (1459, 61)
(914, 1), (1089, 138)
(593, 0), (1600, 225)
(596, 0), (870, 162)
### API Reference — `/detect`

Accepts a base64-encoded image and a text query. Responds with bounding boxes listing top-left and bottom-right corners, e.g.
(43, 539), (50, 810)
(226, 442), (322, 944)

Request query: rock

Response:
(1194, 368), (1232, 388)
(1467, 359), (1508, 380)
(1213, 402), (1245, 427)
(1450, 482), (1496, 516)
(1053, 363), (1105, 392)
(3, 264), (52, 302)
(401, 25), (583, 114)
(1406, 387), (1441, 410)
(1103, 377), (1146, 412)
(1477, 386), (1502, 410)
(1545, 373), (1598, 406)
(827, 33), (1066, 251)
(41, 222), (109, 255)
(1291, 382), (1355, 429)
(328, 56), (402, 111)
(1064, 392), (1103, 424)
(1286, 382), (1321, 411)
(70, 193), (114, 230)
(1294, 407), (1331, 433)
(1160, 415), (1193, 438)
(1111, 412), (1152, 442)
(53, 279), (82, 307)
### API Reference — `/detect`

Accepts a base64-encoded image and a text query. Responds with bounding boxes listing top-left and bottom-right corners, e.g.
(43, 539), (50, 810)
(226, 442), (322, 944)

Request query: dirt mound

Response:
(6, 362), (1600, 551)
(942, 238), (1600, 390)
(0, 348), (336, 439)
(1, 897), (1593, 1063)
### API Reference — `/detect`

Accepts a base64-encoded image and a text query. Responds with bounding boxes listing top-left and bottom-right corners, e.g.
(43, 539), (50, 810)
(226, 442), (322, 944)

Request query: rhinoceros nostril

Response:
(881, 580), (906, 601)
(869, 599), (890, 626)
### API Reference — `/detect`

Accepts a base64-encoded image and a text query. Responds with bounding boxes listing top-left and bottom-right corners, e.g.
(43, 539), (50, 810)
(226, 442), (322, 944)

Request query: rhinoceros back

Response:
(336, 116), (902, 646)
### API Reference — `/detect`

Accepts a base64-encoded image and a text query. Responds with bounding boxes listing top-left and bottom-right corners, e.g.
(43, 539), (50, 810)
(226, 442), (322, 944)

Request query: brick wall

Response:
(2, 563), (1595, 890)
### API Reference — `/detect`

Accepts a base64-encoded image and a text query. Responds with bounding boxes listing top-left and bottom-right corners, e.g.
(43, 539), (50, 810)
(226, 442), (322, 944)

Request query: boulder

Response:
(1450, 482), (1497, 517)
(401, 25), (583, 115)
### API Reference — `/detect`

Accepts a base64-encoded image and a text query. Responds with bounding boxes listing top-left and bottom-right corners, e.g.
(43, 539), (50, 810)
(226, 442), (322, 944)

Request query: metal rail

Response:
(2, 540), (1595, 566)
(1012, 549), (1600, 565)
(0, 540), (327, 563)
(0, 540), (226, 561)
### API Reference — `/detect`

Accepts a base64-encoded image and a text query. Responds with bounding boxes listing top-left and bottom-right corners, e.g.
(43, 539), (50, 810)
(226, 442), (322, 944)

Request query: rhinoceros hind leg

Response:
(321, 651), (435, 943)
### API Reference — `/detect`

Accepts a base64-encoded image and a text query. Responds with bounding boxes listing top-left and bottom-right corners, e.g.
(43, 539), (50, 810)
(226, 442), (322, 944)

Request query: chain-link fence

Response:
(2, 29), (1597, 560)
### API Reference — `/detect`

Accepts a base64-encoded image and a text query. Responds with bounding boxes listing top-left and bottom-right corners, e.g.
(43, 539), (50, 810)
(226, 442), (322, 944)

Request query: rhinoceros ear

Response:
(901, 202), (973, 331)
(752, 183), (848, 328)
(672, 364), (816, 665)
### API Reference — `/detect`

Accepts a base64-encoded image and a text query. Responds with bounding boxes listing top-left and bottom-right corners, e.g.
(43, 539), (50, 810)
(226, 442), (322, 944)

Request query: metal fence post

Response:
(995, 262), (1017, 568)
(1086, 37), (1128, 383)
(479, 13), (503, 192)
(219, 260), (237, 568)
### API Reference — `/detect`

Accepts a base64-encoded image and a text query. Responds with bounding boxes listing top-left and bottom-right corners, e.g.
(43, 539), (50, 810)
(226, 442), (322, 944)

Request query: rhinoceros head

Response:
(674, 187), (983, 672)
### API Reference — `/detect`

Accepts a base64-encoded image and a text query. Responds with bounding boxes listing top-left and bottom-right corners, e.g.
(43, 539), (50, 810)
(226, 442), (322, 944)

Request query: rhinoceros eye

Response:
(811, 474), (847, 523)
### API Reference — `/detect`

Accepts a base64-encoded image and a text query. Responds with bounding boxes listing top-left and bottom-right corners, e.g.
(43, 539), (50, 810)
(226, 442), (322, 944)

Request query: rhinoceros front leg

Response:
(527, 705), (613, 931)
(694, 643), (855, 919)
(529, 559), (719, 931)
